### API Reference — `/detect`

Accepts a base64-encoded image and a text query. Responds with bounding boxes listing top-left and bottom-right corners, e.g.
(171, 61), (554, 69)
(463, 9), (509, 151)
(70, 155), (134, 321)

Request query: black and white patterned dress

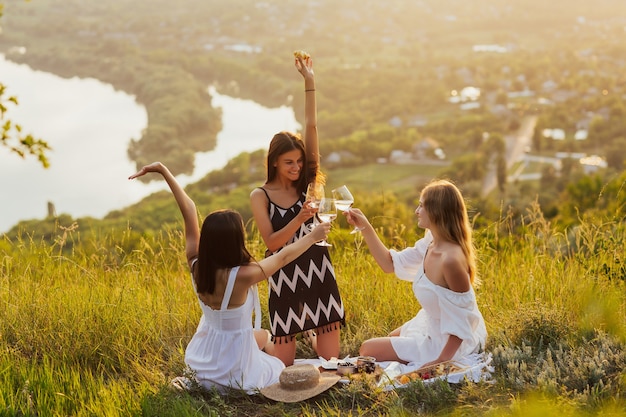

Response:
(259, 188), (345, 342)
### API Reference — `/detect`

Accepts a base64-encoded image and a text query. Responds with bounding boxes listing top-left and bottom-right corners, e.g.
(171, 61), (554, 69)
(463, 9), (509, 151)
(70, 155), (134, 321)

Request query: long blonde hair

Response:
(420, 179), (478, 284)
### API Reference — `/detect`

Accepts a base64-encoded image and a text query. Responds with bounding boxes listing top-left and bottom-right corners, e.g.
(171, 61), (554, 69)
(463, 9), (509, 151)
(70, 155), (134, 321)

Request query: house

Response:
(325, 151), (357, 165)
(460, 102), (481, 110)
(473, 44), (508, 53)
(413, 138), (445, 160)
(543, 128), (566, 140)
(326, 152), (342, 164)
(574, 130), (588, 140)
(542, 80), (558, 91)
(408, 115), (428, 127)
(388, 116), (403, 128)
(449, 86), (481, 103)
(579, 155), (607, 174)
(389, 150), (413, 164)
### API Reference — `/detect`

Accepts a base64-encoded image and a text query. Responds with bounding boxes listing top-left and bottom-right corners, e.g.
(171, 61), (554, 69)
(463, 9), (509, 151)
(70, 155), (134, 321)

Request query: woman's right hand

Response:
(344, 207), (369, 230)
(308, 221), (331, 243)
(128, 162), (164, 180)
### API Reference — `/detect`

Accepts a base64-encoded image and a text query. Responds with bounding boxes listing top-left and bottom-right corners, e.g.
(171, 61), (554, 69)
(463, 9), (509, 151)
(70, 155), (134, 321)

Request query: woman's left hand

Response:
(297, 201), (318, 223)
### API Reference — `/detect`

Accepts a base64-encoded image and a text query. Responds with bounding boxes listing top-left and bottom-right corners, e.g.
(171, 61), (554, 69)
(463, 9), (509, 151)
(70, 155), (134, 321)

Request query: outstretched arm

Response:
(345, 208), (395, 273)
(258, 221), (329, 278)
(239, 221), (331, 287)
(129, 162), (200, 265)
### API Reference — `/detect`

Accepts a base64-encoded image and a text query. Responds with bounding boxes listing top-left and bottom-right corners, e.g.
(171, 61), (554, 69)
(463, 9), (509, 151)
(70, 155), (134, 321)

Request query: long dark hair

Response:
(266, 131), (320, 194)
(195, 209), (253, 294)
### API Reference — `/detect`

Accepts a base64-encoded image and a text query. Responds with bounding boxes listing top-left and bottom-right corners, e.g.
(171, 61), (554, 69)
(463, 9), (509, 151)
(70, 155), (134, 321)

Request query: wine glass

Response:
(305, 182), (325, 242)
(315, 198), (337, 246)
(332, 185), (362, 234)
(305, 182), (324, 209)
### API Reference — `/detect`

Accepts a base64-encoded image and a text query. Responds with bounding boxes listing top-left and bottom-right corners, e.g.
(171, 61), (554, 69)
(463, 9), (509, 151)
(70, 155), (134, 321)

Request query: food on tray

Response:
(395, 362), (468, 385)
(340, 363), (384, 384)
(398, 371), (432, 385)
(336, 362), (357, 376)
(293, 50), (311, 60)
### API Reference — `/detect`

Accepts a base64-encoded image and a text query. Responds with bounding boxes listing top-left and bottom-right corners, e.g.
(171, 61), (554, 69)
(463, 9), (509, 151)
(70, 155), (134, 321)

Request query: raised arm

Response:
(129, 162), (200, 264)
(295, 54), (319, 178)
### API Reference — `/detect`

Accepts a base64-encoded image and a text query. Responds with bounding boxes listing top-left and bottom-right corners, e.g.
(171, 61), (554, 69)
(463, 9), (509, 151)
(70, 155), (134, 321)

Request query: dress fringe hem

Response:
(271, 319), (346, 344)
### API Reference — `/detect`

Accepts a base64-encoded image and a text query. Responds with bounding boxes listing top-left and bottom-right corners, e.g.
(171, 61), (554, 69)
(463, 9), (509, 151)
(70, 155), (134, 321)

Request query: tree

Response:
(605, 138), (626, 170)
(496, 154), (507, 193)
(0, 4), (51, 168)
(0, 85), (51, 167)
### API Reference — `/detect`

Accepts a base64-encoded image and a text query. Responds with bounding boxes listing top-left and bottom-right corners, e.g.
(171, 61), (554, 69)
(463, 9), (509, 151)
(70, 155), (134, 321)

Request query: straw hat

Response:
(260, 363), (341, 403)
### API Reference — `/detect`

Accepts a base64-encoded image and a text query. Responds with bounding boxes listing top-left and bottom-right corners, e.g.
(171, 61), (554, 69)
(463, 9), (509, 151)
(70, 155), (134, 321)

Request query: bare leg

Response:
(272, 338), (297, 366)
(315, 327), (341, 360)
(254, 329), (275, 355)
(388, 326), (402, 337)
(359, 337), (405, 363)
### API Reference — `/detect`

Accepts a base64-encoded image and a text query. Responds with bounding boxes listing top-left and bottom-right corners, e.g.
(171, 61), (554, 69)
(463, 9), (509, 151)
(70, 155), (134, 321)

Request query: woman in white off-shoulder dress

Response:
(129, 162), (330, 393)
(345, 179), (487, 368)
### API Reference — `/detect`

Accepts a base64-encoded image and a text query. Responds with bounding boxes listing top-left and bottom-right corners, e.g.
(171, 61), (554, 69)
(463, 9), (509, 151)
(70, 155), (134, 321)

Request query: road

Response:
(481, 115), (538, 197)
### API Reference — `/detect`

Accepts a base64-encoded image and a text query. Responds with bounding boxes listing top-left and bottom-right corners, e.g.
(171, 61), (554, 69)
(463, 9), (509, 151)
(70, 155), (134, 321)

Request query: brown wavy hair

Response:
(420, 179), (478, 285)
(265, 131), (323, 193)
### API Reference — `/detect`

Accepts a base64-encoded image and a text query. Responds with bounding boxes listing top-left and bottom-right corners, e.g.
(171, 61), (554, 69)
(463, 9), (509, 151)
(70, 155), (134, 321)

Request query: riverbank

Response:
(0, 56), (298, 233)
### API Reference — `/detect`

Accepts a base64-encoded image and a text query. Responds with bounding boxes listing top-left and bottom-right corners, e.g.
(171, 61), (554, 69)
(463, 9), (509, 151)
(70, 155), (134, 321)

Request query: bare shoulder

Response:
(237, 262), (266, 286)
(250, 188), (271, 210)
(441, 243), (470, 292)
(250, 187), (267, 199)
(441, 242), (465, 259)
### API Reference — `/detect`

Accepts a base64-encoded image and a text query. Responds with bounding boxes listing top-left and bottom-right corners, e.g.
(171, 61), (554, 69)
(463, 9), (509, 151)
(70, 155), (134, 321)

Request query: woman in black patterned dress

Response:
(250, 52), (345, 366)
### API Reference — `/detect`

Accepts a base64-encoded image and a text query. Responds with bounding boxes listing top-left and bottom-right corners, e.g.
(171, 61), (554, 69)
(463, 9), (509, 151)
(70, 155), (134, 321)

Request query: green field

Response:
(324, 163), (447, 198)
(1, 205), (625, 416)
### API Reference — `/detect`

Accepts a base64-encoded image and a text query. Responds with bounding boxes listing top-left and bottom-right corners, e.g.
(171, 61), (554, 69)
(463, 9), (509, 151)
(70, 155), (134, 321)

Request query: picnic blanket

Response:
(295, 351), (494, 391)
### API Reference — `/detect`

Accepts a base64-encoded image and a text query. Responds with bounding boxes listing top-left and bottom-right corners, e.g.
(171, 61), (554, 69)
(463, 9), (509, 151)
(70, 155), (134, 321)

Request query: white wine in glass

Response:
(315, 198), (336, 247)
(305, 182), (324, 209)
(332, 185), (362, 234)
(332, 185), (354, 211)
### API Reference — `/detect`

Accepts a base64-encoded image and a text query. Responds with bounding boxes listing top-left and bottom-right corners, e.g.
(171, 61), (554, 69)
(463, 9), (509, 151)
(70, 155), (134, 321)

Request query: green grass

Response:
(1, 206), (625, 416)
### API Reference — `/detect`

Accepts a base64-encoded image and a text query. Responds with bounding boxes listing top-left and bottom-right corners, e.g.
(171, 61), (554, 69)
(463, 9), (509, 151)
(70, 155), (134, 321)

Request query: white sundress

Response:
(388, 232), (487, 366)
(184, 264), (285, 393)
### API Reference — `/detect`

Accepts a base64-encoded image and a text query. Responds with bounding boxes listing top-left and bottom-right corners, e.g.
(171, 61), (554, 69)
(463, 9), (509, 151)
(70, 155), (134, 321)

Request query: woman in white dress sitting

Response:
(345, 179), (487, 369)
(129, 162), (330, 393)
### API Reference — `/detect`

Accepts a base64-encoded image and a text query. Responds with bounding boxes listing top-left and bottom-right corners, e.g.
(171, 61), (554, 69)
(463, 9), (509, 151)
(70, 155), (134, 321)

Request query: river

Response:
(0, 55), (300, 233)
